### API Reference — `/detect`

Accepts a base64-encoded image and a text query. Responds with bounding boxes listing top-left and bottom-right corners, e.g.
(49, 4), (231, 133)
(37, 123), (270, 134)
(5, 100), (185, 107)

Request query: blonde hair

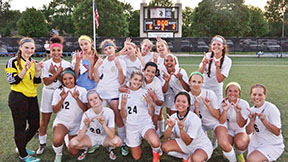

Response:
(156, 39), (169, 52)
(141, 39), (153, 49)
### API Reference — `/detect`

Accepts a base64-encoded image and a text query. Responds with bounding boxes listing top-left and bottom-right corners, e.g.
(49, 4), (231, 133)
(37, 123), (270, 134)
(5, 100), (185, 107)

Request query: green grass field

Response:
(0, 56), (287, 162)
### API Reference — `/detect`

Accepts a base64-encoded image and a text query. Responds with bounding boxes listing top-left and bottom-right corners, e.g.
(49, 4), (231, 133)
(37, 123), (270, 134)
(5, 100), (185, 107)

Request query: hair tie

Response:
(50, 43), (63, 50)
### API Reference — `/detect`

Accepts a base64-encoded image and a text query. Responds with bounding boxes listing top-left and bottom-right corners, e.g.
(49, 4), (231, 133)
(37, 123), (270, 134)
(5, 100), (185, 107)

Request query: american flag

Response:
(94, 2), (99, 29)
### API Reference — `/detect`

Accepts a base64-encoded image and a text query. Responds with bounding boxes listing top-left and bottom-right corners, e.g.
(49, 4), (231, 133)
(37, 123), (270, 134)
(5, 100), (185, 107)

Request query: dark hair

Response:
(16, 37), (35, 70)
(250, 84), (266, 95)
(60, 67), (76, 85)
(50, 35), (64, 44)
(143, 62), (160, 77)
(207, 35), (228, 78)
(174, 91), (191, 108)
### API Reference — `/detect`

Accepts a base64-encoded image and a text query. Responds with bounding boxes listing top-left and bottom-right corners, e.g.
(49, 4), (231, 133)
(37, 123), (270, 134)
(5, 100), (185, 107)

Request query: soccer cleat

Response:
(36, 144), (46, 155)
(54, 154), (62, 162)
(152, 150), (160, 162)
(16, 148), (35, 155)
(109, 150), (117, 160)
(77, 149), (88, 161)
(236, 154), (245, 162)
(121, 145), (129, 156)
(88, 144), (100, 154)
(19, 155), (41, 162)
(182, 157), (190, 162)
(159, 148), (163, 156)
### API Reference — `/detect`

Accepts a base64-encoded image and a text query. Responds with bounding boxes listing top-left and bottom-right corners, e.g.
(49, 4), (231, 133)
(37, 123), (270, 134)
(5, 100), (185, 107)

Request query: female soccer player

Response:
(162, 54), (189, 115)
(198, 35), (232, 105)
(6, 37), (43, 162)
(69, 90), (122, 160)
(140, 39), (155, 63)
(37, 35), (71, 155)
(220, 82), (250, 162)
(52, 68), (88, 162)
(162, 91), (213, 162)
(119, 70), (161, 162)
(94, 39), (127, 155)
(72, 35), (98, 90)
(188, 71), (237, 162)
(246, 84), (284, 162)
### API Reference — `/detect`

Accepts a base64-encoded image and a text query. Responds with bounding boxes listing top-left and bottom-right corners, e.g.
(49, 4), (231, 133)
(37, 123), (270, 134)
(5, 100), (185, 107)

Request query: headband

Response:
(50, 43), (63, 50)
(189, 71), (204, 80)
(21, 38), (34, 46)
(78, 35), (92, 43)
(60, 69), (76, 78)
(102, 42), (114, 49)
(225, 82), (241, 91)
(87, 90), (98, 98)
(212, 37), (224, 44)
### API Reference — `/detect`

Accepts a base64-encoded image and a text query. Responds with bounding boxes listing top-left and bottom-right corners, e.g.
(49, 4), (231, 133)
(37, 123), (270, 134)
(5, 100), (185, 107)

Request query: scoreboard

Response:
(144, 19), (178, 32)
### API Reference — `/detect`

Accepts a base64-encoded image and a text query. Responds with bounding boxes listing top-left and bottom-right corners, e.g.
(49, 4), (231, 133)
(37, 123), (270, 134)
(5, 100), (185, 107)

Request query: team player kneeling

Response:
(8, 36), (284, 162)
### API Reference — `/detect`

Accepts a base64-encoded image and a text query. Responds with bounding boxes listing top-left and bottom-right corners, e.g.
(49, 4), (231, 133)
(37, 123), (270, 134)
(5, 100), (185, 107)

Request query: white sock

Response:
(64, 135), (69, 148)
(53, 144), (63, 155)
(168, 151), (189, 160)
(152, 146), (160, 153)
(156, 129), (161, 137)
(39, 134), (47, 145)
(158, 119), (165, 133)
(235, 148), (245, 154)
(223, 148), (237, 162)
(117, 127), (125, 145)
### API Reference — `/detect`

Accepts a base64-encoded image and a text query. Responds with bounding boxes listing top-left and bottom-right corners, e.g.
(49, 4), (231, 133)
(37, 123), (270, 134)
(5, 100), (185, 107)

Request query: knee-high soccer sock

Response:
(64, 134), (69, 148)
(118, 127), (125, 145)
(39, 134), (47, 145)
(235, 148), (245, 154)
(53, 144), (63, 155)
(223, 148), (237, 162)
(152, 146), (160, 153)
(168, 151), (189, 160)
(158, 119), (165, 133)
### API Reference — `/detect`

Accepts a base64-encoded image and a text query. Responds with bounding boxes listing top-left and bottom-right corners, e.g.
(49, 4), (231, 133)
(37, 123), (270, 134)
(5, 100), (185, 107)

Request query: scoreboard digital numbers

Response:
(144, 19), (178, 32)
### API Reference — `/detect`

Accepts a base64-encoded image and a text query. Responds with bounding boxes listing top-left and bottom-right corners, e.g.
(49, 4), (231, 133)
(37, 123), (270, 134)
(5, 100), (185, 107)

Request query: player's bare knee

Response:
(132, 152), (141, 160)
(191, 154), (204, 162)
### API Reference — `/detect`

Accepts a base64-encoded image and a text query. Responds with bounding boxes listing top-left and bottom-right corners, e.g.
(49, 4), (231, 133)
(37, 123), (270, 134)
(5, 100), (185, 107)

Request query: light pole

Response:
(282, 0), (285, 38)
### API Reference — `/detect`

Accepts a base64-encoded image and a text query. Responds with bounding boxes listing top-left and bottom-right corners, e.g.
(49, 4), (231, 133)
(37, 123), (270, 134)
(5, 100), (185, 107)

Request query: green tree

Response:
(72, 0), (129, 37)
(246, 6), (269, 37)
(148, 0), (173, 7)
(264, 0), (288, 36)
(0, 0), (21, 36)
(128, 10), (140, 37)
(182, 7), (194, 37)
(17, 8), (49, 37)
(41, 0), (80, 35)
(192, 0), (250, 37)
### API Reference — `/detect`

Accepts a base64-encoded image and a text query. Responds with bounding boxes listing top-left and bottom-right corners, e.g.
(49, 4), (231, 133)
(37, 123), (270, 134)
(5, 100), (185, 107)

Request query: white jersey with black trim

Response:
(143, 52), (154, 63)
(142, 77), (164, 111)
(189, 88), (219, 128)
(52, 85), (88, 125)
(167, 67), (189, 95)
(96, 57), (127, 99)
(221, 98), (250, 130)
(41, 58), (71, 89)
(120, 55), (142, 83)
(250, 101), (283, 145)
(169, 111), (210, 147)
(80, 107), (115, 137)
(119, 88), (153, 131)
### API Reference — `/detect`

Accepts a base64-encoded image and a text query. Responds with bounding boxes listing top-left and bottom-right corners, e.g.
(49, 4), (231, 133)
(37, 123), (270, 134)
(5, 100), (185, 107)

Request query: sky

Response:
(10, 0), (268, 12)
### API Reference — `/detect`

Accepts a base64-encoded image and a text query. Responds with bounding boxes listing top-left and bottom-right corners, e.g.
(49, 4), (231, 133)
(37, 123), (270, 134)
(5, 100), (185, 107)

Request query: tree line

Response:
(0, 0), (287, 37)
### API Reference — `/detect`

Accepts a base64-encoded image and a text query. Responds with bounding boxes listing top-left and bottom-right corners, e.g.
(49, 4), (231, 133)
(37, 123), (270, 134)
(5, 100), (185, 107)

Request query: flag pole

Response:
(93, 0), (96, 49)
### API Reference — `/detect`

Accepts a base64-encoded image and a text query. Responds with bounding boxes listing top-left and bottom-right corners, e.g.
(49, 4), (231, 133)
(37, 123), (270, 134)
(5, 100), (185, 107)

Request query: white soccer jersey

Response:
(169, 111), (211, 147)
(220, 99), (250, 131)
(80, 107), (115, 137)
(199, 52), (232, 104)
(96, 57), (127, 99)
(119, 88), (153, 131)
(167, 67), (189, 95)
(249, 101), (284, 145)
(41, 58), (71, 89)
(52, 85), (88, 125)
(120, 55), (142, 83)
(189, 88), (219, 129)
(143, 77), (164, 112)
(143, 52), (154, 63)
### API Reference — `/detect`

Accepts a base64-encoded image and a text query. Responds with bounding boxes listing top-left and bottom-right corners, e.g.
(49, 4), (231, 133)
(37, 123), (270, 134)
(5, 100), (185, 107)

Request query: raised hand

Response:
(234, 99), (242, 113)
(60, 88), (69, 100)
(84, 113), (93, 126)
(166, 114), (176, 128)
(56, 62), (63, 74)
(176, 117), (186, 130)
(213, 56), (222, 68)
(143, 93), (153, 106)
(201, 91), (211, 108)
(247, 108), (256, 121)
(257, 109), (266, 121)
(174, 68), (183, 80)
(194, 95), (200, 109)
(153, 52), (158, 63)
(95, 111), (106, 125)
(24, 59), (33, 71)
(94, 55), (103, 69)
(88, 52), (95, 63)
(162, 70), (173, 82)
(114, 57), (122, 70)
(34, 58), (44, 72)
(147, 88), (157, 101)
(221, 98), (231, 112)
(75, 50), (82, 63)
(71, 88), (79, 99)
(121, 94), (128, 108)
(201, 52), (212, 65)
(124, 37), (132, 46)
(49, 63), (57, 74)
